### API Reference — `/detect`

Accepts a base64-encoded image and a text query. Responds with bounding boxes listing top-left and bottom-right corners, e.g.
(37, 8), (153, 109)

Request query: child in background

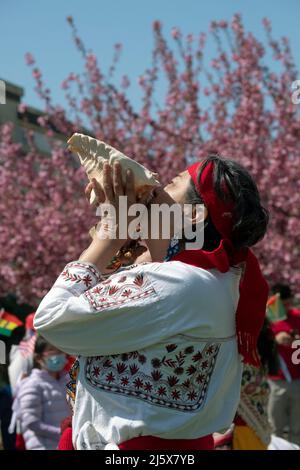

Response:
(8, 313), (36, 396)
(12, 336), (70, 450)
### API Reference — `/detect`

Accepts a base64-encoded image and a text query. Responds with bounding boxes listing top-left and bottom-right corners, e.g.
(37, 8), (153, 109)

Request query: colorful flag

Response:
(266, 293), (287, 322)
(19, 334), (37, 358)
(0, 310), (23, 337)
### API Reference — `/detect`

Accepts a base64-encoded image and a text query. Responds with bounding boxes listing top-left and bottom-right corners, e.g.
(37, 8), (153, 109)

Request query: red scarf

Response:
(171, 161), (268, 366)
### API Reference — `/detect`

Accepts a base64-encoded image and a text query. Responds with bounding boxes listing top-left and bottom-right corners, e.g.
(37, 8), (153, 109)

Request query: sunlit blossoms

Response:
(0, 14), (299, 304)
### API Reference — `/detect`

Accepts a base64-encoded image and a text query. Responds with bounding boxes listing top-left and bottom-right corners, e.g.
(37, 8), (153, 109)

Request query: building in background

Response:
(0, 79), (65, 155)
(0, 79), (77, 319)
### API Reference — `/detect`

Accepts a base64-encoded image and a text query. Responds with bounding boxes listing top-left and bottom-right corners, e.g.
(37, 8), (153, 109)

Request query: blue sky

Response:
(2, 0), (300, 112)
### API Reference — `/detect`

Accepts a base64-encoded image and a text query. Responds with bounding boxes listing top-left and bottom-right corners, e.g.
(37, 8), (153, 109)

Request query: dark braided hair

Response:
(185, 155), (269, 251)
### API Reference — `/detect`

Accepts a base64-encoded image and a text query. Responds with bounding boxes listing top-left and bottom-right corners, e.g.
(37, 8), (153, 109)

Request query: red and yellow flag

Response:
(0, 310), (23, 337)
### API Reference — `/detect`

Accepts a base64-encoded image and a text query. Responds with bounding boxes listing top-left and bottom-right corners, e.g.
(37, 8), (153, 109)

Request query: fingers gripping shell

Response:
(67, 133), (160, 205)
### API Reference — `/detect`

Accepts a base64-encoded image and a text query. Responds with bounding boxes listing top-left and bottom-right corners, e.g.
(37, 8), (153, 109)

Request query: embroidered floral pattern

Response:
(85, 342), (220, 412)
(84, 271), (157, 311)
(237, 364), (271, 445)
(60, 262), (102, 288)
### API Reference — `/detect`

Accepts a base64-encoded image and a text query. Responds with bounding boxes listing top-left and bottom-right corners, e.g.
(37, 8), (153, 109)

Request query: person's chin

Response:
(151, 186), (176, 205)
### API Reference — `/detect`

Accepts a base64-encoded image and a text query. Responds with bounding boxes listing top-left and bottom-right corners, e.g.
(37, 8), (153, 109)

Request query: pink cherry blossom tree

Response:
(0, 13), (299, 305)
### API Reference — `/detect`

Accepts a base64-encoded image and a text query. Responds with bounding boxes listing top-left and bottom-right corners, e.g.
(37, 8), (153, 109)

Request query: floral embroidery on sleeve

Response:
(84, 271), (157, 312)
(55, 262), (102, 294)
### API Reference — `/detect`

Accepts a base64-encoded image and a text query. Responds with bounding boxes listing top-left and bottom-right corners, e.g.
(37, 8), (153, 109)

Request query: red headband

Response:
(171, 160), (268, 366)
(188, 161), (234, 240)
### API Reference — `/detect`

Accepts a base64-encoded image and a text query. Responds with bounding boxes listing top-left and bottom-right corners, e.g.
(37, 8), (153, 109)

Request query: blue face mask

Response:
(44, 354), (67, 372)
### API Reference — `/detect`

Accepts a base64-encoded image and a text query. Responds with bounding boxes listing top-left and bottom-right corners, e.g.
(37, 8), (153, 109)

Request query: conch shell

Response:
(67, 133), (160, 205)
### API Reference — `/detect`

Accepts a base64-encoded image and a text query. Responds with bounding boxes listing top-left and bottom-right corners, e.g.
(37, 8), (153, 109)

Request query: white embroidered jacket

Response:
(34, 260), (243, 450)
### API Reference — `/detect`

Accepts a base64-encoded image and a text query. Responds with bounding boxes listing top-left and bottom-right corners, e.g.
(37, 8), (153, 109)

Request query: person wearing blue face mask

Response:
(44, 353), (67, 372)
(9, 313), (37, 397)
(11, 336), (71, 450)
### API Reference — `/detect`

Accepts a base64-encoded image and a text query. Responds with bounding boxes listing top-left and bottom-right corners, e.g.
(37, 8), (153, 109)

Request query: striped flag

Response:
(266, 293), (287, 323)
(19, 334), (37, 358)
(0, 310), (23, 337)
